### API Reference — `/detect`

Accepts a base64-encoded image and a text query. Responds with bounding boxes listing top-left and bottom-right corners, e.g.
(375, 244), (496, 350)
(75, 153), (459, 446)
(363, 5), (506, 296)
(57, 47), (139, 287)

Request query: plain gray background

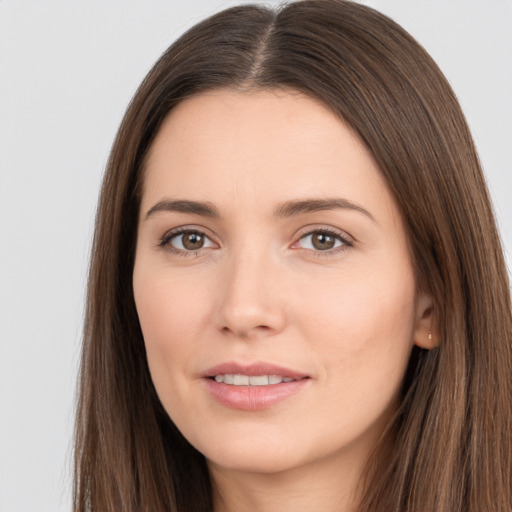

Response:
(0, 1), (510, 510)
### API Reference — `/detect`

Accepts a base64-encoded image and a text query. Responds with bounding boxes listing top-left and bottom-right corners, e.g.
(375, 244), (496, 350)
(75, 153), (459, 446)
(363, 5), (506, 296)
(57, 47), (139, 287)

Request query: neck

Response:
(209, 448), (367, 512)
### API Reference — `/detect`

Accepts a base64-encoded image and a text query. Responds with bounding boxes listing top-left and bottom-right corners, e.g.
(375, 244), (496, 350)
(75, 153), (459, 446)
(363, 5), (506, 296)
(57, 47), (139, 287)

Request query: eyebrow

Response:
(273, 198), (375, 221)
(145, 198), (375, 222)
(145, 199), (218, 219)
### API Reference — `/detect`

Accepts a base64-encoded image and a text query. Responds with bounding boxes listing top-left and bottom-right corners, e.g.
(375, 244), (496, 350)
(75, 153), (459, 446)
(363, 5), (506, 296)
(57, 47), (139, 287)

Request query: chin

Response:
(194, 432), (308, 475)
(206, 449), (302, 475)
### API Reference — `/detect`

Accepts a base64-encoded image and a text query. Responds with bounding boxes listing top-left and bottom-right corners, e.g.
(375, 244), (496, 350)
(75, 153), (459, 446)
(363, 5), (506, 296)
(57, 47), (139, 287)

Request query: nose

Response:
(213, 243), (287, 341)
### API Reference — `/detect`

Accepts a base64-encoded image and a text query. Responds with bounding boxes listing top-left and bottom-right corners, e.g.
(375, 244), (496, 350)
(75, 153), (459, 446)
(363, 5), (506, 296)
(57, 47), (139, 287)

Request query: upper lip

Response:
(202, 361), (309, 379)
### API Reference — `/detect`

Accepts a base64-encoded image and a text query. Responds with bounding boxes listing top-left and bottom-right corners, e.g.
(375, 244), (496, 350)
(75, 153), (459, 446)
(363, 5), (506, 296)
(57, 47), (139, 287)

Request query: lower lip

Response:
(204, 378), (310, 411)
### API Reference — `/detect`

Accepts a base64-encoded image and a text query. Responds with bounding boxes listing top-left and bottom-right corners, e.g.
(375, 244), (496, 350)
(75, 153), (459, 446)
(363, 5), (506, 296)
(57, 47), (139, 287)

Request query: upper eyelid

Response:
(294, 224), (354, 244)
(159, 224), (352, 239)
(161, 225), (217, 240)
(298, 230), (349, 242)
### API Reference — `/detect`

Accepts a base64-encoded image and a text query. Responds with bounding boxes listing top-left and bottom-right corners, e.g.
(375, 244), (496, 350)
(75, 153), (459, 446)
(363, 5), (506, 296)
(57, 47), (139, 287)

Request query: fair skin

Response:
(133, 89), (435, 512)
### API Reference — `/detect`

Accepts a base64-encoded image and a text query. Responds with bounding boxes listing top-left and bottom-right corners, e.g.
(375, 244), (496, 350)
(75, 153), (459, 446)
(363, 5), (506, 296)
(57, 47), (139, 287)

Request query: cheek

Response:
(134, 257), (215, 337)
(301, 265), (417, 388)
(291, 270), (417, 451)
(132, 265), (214, 392)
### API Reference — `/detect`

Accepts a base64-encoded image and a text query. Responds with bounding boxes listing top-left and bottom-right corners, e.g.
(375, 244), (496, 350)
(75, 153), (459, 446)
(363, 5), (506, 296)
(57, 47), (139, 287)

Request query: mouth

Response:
(203, 361), (308, 382)
(202, 362), (310, 410)
(211, 374), (297, 386)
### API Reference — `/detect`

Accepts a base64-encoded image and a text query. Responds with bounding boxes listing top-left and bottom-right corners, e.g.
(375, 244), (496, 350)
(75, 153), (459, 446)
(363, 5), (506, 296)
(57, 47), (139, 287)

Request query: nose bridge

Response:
(215, 235), (286, 338)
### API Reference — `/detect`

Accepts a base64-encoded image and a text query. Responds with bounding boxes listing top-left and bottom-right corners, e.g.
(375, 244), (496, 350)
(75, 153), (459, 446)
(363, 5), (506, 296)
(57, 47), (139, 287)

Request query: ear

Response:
(413, 292), (439, 349)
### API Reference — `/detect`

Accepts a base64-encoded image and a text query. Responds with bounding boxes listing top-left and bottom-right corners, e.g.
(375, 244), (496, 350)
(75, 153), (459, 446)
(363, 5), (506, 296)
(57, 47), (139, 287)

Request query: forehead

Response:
(141, 89), (391, 218)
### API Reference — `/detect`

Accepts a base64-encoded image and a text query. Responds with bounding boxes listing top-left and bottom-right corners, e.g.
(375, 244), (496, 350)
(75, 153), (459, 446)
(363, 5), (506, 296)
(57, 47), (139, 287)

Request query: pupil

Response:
(183, 232), (204, 250)
(313, 233), (335, 250)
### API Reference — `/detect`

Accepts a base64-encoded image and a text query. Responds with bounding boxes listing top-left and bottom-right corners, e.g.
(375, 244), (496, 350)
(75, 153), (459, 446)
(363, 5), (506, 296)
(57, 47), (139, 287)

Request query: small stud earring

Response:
(428, 331), (432, 341)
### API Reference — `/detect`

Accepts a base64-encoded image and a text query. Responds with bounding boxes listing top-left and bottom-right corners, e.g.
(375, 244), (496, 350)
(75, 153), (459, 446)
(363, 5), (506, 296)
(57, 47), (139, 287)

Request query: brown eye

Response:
(164, 230), (215, 252)
(311, 232), (336, 250)
(296, 230), (348, 252)
(181, 232), (205, 250)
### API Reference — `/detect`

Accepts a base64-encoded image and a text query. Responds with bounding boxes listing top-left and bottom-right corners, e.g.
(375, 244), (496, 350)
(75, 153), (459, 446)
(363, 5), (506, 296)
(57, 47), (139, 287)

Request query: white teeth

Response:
(213, 374), (296, 386)
(249, 375), (269, 386)
(233, 374), (249, 385)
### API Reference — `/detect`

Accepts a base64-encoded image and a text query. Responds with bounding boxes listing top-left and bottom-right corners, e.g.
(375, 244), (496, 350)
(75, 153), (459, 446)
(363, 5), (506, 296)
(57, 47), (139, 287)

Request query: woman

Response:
(74, 1), (512, 511)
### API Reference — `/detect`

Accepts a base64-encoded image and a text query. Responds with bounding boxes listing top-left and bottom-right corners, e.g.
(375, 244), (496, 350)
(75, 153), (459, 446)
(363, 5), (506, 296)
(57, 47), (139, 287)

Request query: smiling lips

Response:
(214, 374), (296, 385)
(203, 362), (310, 410)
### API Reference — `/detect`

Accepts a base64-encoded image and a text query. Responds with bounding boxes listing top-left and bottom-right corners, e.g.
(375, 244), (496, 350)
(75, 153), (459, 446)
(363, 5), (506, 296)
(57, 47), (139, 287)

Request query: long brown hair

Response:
(74, 1), (512, 510)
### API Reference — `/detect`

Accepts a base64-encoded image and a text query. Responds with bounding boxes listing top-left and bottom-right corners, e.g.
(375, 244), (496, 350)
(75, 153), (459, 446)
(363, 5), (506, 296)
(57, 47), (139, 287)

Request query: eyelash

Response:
(158, 228), (212, 258)
(158, 227), (353, 258)
(297, 228), (353, 257)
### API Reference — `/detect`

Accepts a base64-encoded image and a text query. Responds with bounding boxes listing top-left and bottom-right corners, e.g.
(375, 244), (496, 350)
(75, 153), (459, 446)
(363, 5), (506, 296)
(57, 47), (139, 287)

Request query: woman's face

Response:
(133, 89), (433, 477)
